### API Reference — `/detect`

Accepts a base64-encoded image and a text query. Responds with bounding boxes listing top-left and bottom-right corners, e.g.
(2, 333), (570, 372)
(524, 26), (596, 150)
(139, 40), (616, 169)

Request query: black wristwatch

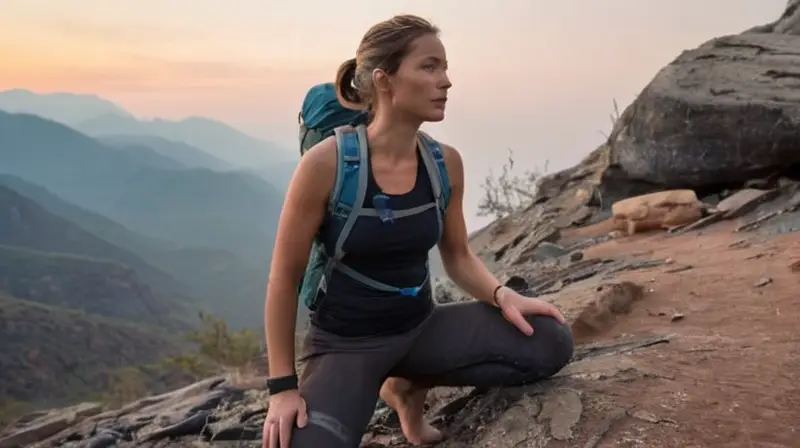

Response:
(266, 374), (299, 395)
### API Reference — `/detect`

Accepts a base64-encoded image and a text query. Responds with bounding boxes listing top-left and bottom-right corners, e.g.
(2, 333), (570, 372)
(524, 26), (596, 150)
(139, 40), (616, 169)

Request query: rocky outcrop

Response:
(608, 21), (800, 189)
(746, 0), (800, 35)
(0, 377), (246, 448)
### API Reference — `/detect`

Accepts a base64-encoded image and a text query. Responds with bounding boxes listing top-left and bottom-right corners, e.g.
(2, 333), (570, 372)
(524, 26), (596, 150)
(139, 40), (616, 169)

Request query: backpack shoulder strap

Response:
(299, 124), (368, 310)
(417, 130), (451, 241)
(330, 124), (369, 261)
(417, 130), (452, 209)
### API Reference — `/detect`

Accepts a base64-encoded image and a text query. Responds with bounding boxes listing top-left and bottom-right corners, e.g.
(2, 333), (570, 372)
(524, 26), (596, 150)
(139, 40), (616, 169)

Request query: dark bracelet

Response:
(492, 284), (505, 307)
(266, 373), (299, 395)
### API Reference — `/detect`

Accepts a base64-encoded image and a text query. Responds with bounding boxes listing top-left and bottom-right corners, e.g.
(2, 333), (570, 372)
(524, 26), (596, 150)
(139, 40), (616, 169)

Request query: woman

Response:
(263, 14), (574, 448)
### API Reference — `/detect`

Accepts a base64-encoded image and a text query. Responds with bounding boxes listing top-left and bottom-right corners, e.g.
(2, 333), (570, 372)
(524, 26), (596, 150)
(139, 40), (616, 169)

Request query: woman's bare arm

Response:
(436, 144), (504, 306)
(264, 138), (336, 377)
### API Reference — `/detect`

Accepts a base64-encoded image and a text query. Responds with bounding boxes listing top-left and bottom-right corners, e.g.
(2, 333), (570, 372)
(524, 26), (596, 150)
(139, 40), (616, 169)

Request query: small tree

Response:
(477, 148), (548, 219)
(161, 353), (215, 379)
(187, 311), (262, 368)
(163, 311), (263, 379)
(0, 397), (31, 428)
(103, 366), (149, 406)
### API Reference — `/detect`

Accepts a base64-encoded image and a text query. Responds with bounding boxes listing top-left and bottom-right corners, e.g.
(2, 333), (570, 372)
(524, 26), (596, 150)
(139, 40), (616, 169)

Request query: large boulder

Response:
(608, 3), (800, 189)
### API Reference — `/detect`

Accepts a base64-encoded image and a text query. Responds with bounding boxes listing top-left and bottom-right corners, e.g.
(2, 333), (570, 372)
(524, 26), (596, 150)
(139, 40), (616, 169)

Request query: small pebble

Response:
(631, 410), (661, 424)
(569, 251), (584, 262)
(754, 277), (773, 288)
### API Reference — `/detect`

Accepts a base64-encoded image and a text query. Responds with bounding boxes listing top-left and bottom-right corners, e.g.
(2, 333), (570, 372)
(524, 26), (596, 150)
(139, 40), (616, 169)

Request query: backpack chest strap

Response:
(332, 259), (431, 297)
(358, 202), (437, 219)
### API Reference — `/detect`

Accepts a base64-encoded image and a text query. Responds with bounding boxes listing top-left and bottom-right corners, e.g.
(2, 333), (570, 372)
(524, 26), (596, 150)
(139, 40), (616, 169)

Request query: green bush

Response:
(163, 311), (262, 379)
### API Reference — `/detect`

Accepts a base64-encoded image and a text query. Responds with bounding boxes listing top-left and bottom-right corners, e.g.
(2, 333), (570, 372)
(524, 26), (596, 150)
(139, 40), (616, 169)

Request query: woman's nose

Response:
(439, 73), (452, 90)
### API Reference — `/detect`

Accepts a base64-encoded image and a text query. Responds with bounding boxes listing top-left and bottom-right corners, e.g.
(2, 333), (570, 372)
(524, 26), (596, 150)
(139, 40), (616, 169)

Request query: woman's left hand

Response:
(496, 287), (566, 336)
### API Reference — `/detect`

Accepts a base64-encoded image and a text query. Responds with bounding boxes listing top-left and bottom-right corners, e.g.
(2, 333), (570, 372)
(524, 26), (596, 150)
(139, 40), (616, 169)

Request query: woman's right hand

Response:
(262, 389), (308, 448)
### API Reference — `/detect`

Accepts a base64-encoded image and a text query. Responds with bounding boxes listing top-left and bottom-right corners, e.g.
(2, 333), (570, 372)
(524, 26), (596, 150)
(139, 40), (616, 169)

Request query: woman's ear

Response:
(372, 68), (391, 94)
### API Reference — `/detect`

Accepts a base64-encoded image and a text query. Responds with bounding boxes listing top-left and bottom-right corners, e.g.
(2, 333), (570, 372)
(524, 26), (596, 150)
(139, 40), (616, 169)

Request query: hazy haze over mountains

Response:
(98, 134), (234, 171)
(0, 90), (297, 330)
(0, 89), (297, 169)
(0, 88), (134, 124)
(0, 88), (306, 405)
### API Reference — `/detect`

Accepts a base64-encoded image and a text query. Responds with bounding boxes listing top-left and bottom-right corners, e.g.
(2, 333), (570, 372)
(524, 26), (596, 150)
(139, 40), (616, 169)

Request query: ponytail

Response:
(335, 58), (366, 110)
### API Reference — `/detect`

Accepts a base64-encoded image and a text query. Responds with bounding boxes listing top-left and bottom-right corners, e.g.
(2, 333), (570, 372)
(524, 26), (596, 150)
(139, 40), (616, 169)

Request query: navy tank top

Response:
(312, 147), (440, 337)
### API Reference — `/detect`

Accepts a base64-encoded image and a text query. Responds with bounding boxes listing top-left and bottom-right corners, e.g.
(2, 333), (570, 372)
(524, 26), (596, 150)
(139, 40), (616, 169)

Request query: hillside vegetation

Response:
(0, 245), (181, 326)
(0, 294), (186, 408)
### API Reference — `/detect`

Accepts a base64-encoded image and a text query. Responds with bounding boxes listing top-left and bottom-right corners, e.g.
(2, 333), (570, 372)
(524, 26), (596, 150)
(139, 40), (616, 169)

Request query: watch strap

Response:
(266, 374), (299, 395)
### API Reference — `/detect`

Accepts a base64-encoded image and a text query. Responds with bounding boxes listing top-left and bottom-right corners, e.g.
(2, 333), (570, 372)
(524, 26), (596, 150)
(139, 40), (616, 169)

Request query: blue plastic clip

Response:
(399, 286), (421, 296)
(373, 193), (395, 224)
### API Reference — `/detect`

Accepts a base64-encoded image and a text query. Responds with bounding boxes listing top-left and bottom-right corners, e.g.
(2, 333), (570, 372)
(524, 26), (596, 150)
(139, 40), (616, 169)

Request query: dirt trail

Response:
(559, 223), (800, 447)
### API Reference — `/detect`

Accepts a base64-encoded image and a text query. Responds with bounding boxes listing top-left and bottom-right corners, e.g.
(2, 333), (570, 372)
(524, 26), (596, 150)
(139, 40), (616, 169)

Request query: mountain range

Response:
(0, 100), (290, 327)
(0, 87), (447, 410)
(0, 88), (302, 406)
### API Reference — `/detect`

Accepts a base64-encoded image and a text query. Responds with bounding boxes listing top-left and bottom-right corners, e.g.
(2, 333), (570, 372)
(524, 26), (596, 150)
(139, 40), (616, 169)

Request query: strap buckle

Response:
(373, 193), (396, 224)
(399, 286), (422, 296)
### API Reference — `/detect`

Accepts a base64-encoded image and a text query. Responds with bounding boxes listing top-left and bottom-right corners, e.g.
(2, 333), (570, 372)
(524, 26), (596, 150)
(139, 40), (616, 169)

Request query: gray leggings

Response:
(291, 301), (574, 447)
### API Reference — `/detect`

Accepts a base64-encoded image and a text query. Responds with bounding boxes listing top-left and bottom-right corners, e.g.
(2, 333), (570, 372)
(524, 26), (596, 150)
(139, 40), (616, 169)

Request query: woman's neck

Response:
(366, 112), (421, 162)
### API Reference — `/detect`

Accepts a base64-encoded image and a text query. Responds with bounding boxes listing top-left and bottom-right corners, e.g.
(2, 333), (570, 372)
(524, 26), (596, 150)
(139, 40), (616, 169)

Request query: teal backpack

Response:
(297, 82), (452, 310)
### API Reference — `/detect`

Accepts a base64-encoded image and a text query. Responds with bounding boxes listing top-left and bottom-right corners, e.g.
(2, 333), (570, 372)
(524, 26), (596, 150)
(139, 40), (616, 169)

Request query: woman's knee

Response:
(521, 315), (574, 378)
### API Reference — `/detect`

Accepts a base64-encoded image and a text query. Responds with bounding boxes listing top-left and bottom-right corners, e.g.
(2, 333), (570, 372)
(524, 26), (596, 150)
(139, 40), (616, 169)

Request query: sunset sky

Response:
(0, 0), (787, 227)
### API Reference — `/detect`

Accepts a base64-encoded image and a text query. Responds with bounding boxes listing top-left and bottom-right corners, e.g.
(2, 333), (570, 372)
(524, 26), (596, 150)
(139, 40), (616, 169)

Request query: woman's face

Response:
(385, 33), (452, 123)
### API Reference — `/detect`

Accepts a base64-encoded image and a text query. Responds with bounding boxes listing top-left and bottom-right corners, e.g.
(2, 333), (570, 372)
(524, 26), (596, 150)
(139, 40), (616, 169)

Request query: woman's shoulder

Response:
(299, 135), (338, 173)
(292, 136), (338, 198)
